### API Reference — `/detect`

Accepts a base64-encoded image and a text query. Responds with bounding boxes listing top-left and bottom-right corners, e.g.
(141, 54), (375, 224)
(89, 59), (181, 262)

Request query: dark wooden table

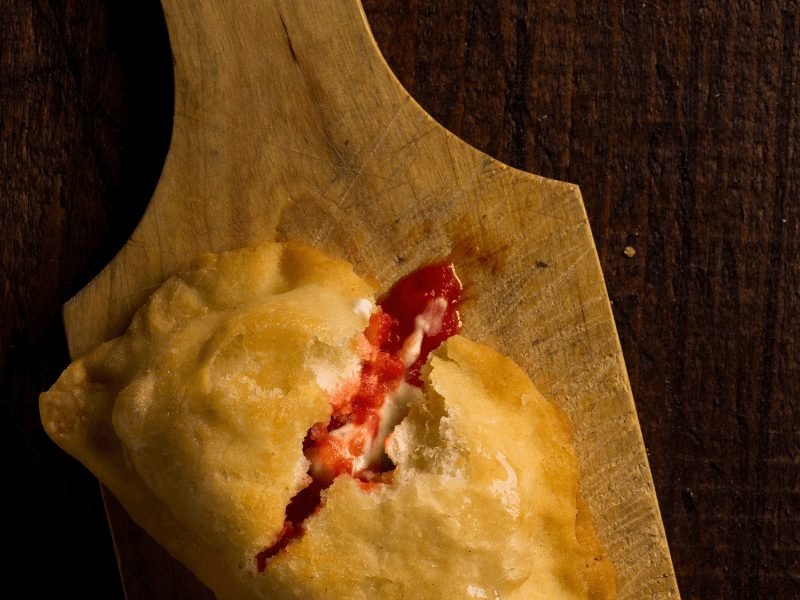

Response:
(2, 1), (797, 598)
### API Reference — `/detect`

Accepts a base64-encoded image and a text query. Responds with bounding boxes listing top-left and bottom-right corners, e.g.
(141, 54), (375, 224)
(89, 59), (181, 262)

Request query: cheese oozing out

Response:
(257, 264), (462, 569)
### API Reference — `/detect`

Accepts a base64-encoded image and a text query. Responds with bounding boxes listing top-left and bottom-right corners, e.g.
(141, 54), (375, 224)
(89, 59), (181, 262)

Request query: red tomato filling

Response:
(256, 264), (461, 571)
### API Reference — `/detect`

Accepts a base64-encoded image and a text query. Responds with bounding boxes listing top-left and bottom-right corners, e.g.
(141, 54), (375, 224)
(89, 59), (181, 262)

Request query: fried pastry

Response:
(40, 242), (615, 599)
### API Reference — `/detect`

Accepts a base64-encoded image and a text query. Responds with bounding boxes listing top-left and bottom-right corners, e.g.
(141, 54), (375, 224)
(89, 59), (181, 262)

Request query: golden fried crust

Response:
(40, 242), (375, 595)
(40, 242), (616, 599)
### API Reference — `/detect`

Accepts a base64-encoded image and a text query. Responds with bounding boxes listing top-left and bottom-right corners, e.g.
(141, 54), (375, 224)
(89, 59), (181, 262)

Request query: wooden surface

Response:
(57, 0), (674, 597)
(2, 1), (797, 599)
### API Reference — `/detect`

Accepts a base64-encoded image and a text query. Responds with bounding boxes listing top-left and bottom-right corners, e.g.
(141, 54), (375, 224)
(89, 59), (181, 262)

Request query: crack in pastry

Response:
(40, 242), (616, 599)
(258, 264), (463, 568)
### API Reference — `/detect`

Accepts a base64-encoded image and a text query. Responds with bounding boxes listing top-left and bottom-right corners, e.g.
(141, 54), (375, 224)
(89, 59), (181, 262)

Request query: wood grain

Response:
(53, 0), (675, 597)
(2, 1), (798, 599)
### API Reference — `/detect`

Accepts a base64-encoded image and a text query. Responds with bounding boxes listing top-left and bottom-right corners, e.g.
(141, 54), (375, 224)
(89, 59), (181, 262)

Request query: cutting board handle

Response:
(65, 0), (421, 357)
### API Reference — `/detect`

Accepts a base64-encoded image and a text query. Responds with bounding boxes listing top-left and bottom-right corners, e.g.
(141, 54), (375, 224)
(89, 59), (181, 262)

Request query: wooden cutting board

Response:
(62, 1), (680, 598)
